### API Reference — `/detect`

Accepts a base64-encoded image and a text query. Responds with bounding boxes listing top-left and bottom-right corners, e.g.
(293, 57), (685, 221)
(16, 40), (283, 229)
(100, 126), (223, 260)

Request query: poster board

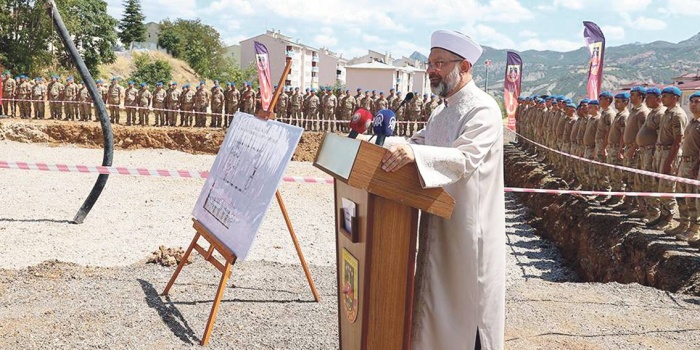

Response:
(193, 111), (303, 260)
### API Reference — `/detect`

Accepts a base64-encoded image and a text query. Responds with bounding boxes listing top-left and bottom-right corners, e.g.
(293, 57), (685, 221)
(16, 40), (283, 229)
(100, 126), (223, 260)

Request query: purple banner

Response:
(583, 21), (605, 100)
(504, 51), (522, 131)
(254, 41), (273, 112)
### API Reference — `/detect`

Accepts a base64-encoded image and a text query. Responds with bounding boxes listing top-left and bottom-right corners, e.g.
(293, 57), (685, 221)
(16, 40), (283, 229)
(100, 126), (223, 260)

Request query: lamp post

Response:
(484, 59), (492, 93)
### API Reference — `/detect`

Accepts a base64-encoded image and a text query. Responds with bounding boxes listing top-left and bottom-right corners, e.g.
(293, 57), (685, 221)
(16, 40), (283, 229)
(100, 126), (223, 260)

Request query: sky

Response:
(106, 0), (700, 60)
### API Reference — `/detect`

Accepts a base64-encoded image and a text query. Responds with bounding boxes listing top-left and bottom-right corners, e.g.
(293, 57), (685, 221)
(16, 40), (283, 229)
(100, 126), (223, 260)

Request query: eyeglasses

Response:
(691, 99), (700, 104)
(426, 59), (463, 70)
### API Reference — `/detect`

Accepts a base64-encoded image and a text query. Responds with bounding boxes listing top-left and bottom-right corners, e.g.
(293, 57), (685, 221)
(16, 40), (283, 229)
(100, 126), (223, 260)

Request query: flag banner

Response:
(503, 51), (522, 131)
(583, 21), (605, 100)
(254, 41), (273, 112)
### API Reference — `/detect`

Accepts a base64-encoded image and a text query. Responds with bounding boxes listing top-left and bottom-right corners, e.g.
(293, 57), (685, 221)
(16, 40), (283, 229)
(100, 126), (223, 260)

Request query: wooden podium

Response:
(313, 134), (455, 350)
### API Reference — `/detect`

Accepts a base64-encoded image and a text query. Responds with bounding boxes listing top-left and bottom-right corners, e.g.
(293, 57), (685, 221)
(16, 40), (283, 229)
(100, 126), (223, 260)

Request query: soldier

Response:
(304, 88), (320, 131)
(78, 80), (92, 121)
(179, 84), (194, 127)
(393, 91), (407, 135)
(376, 91), (388, 110)
(574, 99), (591, 184)
(1, 72), (15, 117)
(17, 75), (32, 119)
(338, 89), (355, 132)
(424, 94), (438, 120)
(322, 88), (338, 132)
(223, 82), (233, 127)
(47, 75), (63, 120)
(194, 83), (209, 127)
(685, 91), (700, 249)
(370, 90), (379, 115)
(124, 81), (138, 125)
(407, 91), (423, 135)
(622, 87), (651, 218)
(63, 77), (79, 121)
(98, 79), (108, 104)
(107, 77), (123, 124)
(594, 91), (615, 200)
(652, 86), (688, 234)
(637, 87), (666, 224)
(289, 87), (302, 127)
(137, 82), (152, 126)
(386, 88), (397, 111)
(226, 82), (240, 127)
(583, 100), (601, 195)
(360, 90), (372, 114)
(165, 82), (181, 126)
(602, 92), (630, 207)
(152, 82), (167, 126)
(31, 77), (47, 119)
(560, 102), (579, 183)
(210, 84), (224, 127)
(275, 86), (289, 124)
(241, 83), (256, 115)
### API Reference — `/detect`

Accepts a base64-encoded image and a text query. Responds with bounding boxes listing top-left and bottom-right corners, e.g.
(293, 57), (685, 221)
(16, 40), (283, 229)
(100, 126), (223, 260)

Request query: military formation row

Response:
(1, 73), (440, 136)
(514, 87), (700, 252)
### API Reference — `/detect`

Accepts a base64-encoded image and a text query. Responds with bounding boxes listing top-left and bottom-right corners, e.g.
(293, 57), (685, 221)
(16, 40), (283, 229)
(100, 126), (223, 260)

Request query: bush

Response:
(128, 54), (172, 87)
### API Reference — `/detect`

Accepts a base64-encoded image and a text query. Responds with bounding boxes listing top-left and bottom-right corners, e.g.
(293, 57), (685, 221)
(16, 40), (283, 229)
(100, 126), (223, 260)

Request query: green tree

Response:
(0, 0), (118, 77)
(157, 18), (229, 79)
(118, 0), (146, 48)
(128, 53), (172, 88)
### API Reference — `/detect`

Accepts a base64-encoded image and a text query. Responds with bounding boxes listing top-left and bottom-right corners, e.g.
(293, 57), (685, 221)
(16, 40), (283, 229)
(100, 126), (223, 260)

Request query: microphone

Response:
(348, 108), (373, 139)
(392, 92), (415, 112)
(372, 109), (397, 146)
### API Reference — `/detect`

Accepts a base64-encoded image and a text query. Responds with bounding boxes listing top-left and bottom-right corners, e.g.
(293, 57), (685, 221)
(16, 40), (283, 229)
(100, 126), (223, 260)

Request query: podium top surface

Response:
(313, 133), (455, 219)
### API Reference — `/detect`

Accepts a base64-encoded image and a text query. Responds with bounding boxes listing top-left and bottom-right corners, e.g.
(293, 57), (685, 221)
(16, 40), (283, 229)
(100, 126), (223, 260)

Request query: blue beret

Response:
(645, 87), (661, 95)
(599, 91), (613, 99)
(556, 96), (564, 101)
(226, 82), (231, 86)
(630, 86), (647, 94)
(346, 89), (350, 92)
(311, 88), (316, 93)
(128, 81), (134, 85)
(424, 94), (429, 97)
(372, 90), (377, 93)
(615, 92), (630, 100)
(140, 82), (146, 87)
(111, 77), (118, 81)
(171, 82), (177, 85)
(67, 76), (74, 81)
(397, 91), (402, 94)
(689, 91), (700, 100)
(588, 100), (600, 106)
(365, 90), (369, 93)
(305, 88), (310, 91)
(156, 82), (163, 86)
(96, 79), (103, 83)
(662, 86), (682, 97)
(566, 103), (577, 108)
(183, 84), (190, 88)
(580, 98), (590, 104)
(390, 88), (395, 91)
(535, 98), (544, 103)
(357, 88), (362, 91)
(380, 91), (384, 94)
(564, 99), (572, 104)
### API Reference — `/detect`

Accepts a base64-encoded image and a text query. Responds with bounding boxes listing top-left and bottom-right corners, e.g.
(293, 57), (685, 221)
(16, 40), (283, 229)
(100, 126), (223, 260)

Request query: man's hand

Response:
(381, 144), (415, 172)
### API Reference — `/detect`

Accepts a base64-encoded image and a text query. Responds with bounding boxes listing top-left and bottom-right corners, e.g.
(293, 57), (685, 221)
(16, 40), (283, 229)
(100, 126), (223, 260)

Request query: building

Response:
(224, 45), (241, 66)
(673, 72), (700, 117)
(144, 22), (160, 46)
(345, 51), (430, 96)
(239, 30), (346, 90)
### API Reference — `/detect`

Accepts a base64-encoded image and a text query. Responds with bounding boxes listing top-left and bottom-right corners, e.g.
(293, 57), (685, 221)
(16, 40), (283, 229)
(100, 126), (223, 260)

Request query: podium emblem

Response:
(341, 249), (359, 323)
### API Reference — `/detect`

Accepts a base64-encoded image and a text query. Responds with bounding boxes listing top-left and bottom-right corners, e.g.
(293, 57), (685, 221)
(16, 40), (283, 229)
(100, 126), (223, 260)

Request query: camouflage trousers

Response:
(584, 146), (597, 187)
(636, 146), (659, 214)
(653, 148), (679, 214)
(676, 157), (699, 222)
(606, 145), (624, 190)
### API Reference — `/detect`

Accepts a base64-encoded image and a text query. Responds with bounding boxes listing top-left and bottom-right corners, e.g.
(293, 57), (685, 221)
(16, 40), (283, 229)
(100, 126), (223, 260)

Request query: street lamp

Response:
(484, 59), (492, 93)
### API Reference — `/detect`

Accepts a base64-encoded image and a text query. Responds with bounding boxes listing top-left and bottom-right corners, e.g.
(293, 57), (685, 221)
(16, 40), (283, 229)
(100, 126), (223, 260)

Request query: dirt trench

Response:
(505, 143), (700, 296)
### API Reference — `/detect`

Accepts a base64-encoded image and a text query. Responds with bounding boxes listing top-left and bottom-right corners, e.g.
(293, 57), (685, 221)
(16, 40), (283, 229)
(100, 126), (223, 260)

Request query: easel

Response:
(162, 57), (320, 346)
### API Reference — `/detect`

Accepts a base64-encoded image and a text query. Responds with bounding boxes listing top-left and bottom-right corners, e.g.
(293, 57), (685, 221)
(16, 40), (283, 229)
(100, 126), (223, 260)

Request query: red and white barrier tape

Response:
(504, 127), (700, 187)
(505, 187), (700, 198)
(1, 98), (428, 125)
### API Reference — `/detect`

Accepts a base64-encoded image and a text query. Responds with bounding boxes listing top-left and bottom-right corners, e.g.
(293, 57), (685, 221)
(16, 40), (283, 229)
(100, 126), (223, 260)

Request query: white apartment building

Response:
(345, 51), (430, 96)
(240, 30), (346, 90)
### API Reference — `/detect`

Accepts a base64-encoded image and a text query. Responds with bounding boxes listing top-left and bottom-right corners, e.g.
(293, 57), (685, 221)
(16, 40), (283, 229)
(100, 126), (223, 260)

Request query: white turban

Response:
(430, 30), (483, 64)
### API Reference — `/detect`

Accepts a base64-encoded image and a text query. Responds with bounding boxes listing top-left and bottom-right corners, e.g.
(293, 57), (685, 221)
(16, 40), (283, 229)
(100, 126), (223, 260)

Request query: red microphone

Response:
(348, 108), (373, 139)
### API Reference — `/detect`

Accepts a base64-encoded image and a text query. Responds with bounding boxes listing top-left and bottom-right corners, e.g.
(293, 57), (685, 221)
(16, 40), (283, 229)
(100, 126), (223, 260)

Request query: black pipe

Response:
(46, 0), (114, 224)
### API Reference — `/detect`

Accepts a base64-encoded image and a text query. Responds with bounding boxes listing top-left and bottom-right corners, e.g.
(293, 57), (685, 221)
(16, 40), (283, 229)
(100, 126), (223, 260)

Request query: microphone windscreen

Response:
(349, 108), (373, 134)
(373, 109), (397, 139)
(404, 92), (415, 103)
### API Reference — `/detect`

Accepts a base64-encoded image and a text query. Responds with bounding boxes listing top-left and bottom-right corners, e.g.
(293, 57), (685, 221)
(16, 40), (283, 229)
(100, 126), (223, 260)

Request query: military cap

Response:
(397, 91), (402, 95)
(96, 79), (103, 83)
(380, 91), (384, 95)
(424, 93), (429, 97)
(140, 82), (147, 87)
(345, 89), (350, 93)
(372, 89), (377, 93)
(563, 99), (572, 104)
(112, 76), (118, 81)
(598, 91), (613, 99)
(556, 96), (564, 101)
(231, 82), (236, 86)
(156, 82), (163, 86)
(66, 76), (74, 81)
(311, 88), (317, 93)
(645, 87), (662, 96)
(580, 98), (590, 104)
(294, 87), (298, 90)
(566, 102), (577, 108)
(183, 84), (190, 88)
(689, 91), (700, 100)
(577, 102), (586, 109)
(128, 81), (134, 85)
(364, 90), (369, 93)
(614, 92), (630, 100)
(535, 98), (544, 103)
(630, 86), (647, 94)
(305, 87), (310, 91)
(357, 88), (362, 91)
(245, 82), (251, 87)
(172, 82), (178, 85)
(226, 82), (232, 86)
(588, 100), (600, 105)
(661, 86), (682, 97)
(431, 94), (436, 97)
(390, 88), (395, 92)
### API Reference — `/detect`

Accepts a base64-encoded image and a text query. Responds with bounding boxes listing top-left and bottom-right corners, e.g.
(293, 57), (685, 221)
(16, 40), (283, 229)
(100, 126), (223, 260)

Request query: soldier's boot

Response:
(601, 195), (621, 206)
(628, 209), (648, 219)
(688, 237), (700, 249)
(647, 209), (672, 229)
(663, 218), (688, 236)
(675, 221), (700, 241)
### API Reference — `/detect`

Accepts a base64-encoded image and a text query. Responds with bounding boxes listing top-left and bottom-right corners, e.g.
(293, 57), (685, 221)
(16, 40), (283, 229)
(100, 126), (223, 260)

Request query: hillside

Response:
(98, 50), (201, 85)
(415, 32), (700, 100)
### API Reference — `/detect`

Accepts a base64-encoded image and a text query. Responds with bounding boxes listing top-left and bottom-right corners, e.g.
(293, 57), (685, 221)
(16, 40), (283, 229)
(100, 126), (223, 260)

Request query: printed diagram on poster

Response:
(193, 111), (303, 260)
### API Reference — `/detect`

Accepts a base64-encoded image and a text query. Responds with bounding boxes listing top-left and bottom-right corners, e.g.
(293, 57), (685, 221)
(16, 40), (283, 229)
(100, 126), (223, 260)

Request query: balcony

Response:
(285, 50), (296, 58)
(311, 55), (320, 63)
(311, 66), (319, 73)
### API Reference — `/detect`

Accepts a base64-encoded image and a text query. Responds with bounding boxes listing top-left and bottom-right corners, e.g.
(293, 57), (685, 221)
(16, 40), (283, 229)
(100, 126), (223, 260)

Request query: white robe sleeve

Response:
(409, 106), (502, 189)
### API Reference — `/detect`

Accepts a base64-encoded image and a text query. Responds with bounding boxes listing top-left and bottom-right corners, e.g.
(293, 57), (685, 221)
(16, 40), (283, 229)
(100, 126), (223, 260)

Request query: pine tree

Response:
(118, 0), (146, 48)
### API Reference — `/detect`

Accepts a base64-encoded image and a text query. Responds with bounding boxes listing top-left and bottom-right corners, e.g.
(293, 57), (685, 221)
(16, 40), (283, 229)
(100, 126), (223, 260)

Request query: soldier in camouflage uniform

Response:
(17, 75), (32, 119)
(240, 83), (255, 115)
(124, 81), (138, 125)
(602, 92), (630, 207)
(594, 91), (615, 200)
(179, 84), (195, 127)
(623, 87), (651, 218)
(304, 88), (320, 131)
(226, 83), (240, 127)
(636, 88), (665, 223)
(31, 77), (46, 119)
(137, 82), (152, 126)
(78, 81), (92, 121)
(583, 100), (601, 193)
(165, 82), (181, 127)
(152, 82), (167, 126)
(1, 72), (15, 117)
(360, 90), (372, 116)
(47, 75), (63, 120)
(339, 89), (356, 132)
(210, 85), (224, 128)
(407, 91), (423, 136)
(275, 86), (289, 123)
(393, 92), (407, 136)
(107, 77), (123, 124)
(322, 88), (337, 132)
(193, 83), (208, 127)
(424, 94), (438, 120)
(290, 87), (302, 127)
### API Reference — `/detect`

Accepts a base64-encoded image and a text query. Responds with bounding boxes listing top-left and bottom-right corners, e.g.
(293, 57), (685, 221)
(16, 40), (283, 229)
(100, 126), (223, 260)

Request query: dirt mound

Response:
(504, 143), (700, 296)
(0, 119), (324, 162)
(146, 246), (193, 267)
(100, 51), (200, 84)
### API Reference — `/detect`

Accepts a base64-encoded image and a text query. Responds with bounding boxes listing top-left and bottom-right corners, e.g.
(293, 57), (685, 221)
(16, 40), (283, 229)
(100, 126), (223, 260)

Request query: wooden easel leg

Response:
(275, 190), (321, 302)
(162, 232), (200, 296)
(201, 259), (234, 346)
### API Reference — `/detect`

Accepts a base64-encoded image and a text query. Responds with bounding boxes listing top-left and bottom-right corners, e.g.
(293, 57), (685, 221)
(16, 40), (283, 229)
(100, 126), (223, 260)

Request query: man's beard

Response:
(430, 64), (461, 98)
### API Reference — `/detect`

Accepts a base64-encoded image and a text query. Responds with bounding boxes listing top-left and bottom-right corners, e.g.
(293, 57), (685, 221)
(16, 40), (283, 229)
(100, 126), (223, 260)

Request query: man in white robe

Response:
(381, 30), (506, 350)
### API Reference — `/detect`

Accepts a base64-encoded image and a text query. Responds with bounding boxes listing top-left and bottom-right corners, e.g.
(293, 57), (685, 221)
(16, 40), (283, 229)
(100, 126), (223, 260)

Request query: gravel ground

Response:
(0, 140), (699, 349)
